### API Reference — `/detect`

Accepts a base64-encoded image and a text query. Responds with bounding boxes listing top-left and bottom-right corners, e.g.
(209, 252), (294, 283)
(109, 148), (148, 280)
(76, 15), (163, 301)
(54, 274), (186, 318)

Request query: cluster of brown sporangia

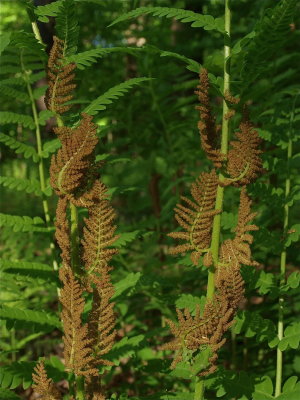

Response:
(163, 68), (263, 375)
(32, 37), (118, 400)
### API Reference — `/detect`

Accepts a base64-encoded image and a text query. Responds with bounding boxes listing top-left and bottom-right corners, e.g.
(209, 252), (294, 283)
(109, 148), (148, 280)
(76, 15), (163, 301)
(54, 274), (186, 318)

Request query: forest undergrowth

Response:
(0, 1), (299, 399)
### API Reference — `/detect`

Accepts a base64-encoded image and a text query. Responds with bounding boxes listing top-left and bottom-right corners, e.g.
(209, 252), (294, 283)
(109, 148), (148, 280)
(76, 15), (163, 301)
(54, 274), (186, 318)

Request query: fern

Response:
(0, 213), (51, 233)
(0, 362), (34, 390)
(109, 7), (225, 33)
(0, 259), (58, 284)
(0, 133), (38, 161)
(241, 0), (297, 84)
(0, 305), (61, 331)
(83, 77), (152, 116)
(0, 32), (11, 56)
(34, 0), (64, 22)
(56, 0), (79, 57)
(41, 138), (61, 158)
(0, 113), (35, 129)
(11, 31), (46, 60)
(38, 110), (55, 126)
(67, 47), (143, 69)
(0, 85), (30, 103)
(0, 389), (21, 399)
(0, 176), (43, 196)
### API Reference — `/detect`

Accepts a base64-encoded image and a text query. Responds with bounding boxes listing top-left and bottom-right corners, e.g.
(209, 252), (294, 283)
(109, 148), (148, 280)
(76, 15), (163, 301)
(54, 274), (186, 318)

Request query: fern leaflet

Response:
(241, 0), (297, 84)
(0, 113), (35, 129)
(0, 176), (43, 196)
(0, 133), (38, 161)
(0, 305), (61, 330)
(34, 0), (64, 22)
(0, 259), (58, 284)
(0, 213), (51, 233)
(109, 7), (225, 33)
(0, 85), (30, 103)
(83, 77), (152, 116)
(0, 389), (22, 399)
(56, 0), (79, 56)
(67, 46), (143, 69)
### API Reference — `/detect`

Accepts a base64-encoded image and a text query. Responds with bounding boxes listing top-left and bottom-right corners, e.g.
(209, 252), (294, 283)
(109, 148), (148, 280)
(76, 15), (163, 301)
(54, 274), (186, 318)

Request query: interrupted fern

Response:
(168, 169), (219, 266)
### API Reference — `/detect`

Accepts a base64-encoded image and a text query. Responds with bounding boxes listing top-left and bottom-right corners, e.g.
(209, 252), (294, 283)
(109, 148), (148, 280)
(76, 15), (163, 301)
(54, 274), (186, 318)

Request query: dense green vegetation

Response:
(0, 0), (299, 399)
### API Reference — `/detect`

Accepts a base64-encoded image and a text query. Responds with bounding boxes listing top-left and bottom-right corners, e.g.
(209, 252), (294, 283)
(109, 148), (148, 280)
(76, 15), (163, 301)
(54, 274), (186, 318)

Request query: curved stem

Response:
(207, 0), (231, 300)
(195, 2), (231, 398)
(76, 375), (85, 400)
(275, 98), (295, 396)
(22, 56), (59, 274)
(194, 377), (205, 400)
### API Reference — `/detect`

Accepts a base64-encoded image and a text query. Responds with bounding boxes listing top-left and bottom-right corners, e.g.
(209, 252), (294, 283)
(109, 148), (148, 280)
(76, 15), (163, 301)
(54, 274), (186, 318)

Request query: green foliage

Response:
(56, 0), (79, 56)
(0, 259), (58, 284)
(0, 305), (61, 331)
(278, 323), (300, 351)
(109, 7), (225, 33)
(0, 113), (35, 129)
(67, 47), (143, 69)
(0, 389), (21, 400)
(241, 0), (298, 85)
(83, 77), (153, 115)
(0, 213), (49, 232)
(0, 176), (43, 196)
(1, 0), (299, 399)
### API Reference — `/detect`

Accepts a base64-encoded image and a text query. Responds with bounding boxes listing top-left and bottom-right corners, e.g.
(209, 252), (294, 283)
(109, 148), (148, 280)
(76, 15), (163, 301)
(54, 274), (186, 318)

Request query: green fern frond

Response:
(0, 54), (20, 65)
(32, 85), (47, 100)
(0, 176), (44, 196)
(83, 77), (152, 116)
(0, 362), (34, 390)
(0, 133), (38, 161)
(0, 213), (51, 233)
(11, 31), (46, 60)
(0, 389), (21, 399)
(56, 0), (79, 57)
(0, 258), (58, 284)
(41, 138), (61, 158)
(0, 32), (11, 56)
(0, 85), (30, 103)
(0, 72), (45, 88)
(0, 66), (22, 75)
(241, 0), (297, 84)
(0, 259), (52, 272)
(0, 77), (25, 86)
(0, 113), (35, 129)
(109, 6), (225, 33)
(0, 360), (65, 391)
(38, 110), (55, 126)
(0, 305), (61, 331)
(35, 0), (64, 22)
(67, 46), (143, 69)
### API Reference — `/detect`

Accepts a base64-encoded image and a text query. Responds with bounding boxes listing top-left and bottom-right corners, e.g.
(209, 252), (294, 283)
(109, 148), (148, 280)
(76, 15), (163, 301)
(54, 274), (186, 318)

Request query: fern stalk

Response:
(21, 53), (58, 274)
(194, 1), (231, 398)
(76, 376), (85, 400)
(275, 98), (295, 396)
(207, 0), (231, 304)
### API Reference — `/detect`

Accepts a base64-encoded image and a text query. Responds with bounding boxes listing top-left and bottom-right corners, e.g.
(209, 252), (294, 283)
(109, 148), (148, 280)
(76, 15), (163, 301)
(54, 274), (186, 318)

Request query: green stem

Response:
(194, 377), (205, 400)
(207, 0), (231, 299)
(274, 100), (294, 396)
(197, 2), (231, 398)
(76, 375), (85, 400)
(22, 56), (59, 274)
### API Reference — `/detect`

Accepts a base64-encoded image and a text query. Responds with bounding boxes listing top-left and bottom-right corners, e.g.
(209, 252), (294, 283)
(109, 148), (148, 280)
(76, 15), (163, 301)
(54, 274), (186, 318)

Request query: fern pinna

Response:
(31, 37), (118, 400)
(164, 68), (263, 381)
